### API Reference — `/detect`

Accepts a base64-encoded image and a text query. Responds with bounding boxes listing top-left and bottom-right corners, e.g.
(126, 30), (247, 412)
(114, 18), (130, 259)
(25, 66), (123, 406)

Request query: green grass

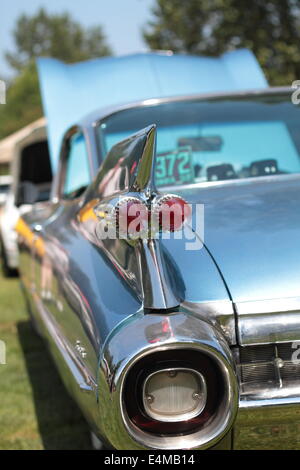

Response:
(0, 266), (92, 450)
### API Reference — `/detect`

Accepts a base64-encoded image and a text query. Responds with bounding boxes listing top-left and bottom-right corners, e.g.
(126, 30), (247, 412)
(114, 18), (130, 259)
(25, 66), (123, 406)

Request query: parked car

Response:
(16, 51), (300, 450)
(0, 175), (12, 207)
(0, 118), (52, 276)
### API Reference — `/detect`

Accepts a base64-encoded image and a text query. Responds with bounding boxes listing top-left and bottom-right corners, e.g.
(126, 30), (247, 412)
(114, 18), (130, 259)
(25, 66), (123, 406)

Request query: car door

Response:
(33, 129), (101, 407)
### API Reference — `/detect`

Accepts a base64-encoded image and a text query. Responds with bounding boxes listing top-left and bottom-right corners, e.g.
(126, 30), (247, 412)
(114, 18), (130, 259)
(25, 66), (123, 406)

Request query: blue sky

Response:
(0, 0), (155, 77)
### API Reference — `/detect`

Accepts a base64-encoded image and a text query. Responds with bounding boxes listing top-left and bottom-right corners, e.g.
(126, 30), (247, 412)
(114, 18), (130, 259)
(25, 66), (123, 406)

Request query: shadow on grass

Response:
(17, 320), (93, 450)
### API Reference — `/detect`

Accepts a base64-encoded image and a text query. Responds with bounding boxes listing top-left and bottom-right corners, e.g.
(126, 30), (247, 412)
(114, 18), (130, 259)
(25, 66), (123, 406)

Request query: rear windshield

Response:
(97, 93), (300, 187)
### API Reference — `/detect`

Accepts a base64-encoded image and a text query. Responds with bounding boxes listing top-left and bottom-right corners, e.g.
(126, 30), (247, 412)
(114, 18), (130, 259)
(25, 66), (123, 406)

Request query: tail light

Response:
(152, 195), (192, 232)
(123, 349), (224, 436)
(94, 194), (191, 239)
(100, 312), (238, 449)
(143, 368), (207, 422)
(115, 197), (149, 238)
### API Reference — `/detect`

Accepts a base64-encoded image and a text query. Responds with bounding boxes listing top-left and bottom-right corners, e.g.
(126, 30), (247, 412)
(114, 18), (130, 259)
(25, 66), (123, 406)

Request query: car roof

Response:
(79, 85), (292, 129)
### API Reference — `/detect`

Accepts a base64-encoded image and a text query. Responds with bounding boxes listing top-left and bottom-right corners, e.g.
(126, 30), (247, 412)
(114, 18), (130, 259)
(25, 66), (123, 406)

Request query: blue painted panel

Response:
(37, 50), (268, 170)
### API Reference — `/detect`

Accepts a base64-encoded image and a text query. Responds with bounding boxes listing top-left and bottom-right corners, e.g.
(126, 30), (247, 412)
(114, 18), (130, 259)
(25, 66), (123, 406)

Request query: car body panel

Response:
(175, 174), (300, 345)
(178, 173), (300, 303)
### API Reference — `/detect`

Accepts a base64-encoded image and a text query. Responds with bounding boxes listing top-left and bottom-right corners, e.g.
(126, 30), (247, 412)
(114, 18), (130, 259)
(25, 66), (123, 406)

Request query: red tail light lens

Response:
(154, 195), (191, 232)
(108, 194), (191, 239)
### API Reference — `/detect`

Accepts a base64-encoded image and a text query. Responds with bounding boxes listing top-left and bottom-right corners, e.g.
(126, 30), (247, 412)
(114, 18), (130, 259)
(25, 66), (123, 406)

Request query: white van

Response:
(0, 118), (52, 276)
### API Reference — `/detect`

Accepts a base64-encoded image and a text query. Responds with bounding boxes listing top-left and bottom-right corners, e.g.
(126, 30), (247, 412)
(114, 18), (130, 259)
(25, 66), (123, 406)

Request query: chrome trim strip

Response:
(238, 312), (300, 346)
(240, 397), (300, 409)
(162, 172), (300, 192)
(137, 239), (180, 310)
(240, 384), (300, 409)
(86, 86), (293, 131)
(236, 298), (300, 345)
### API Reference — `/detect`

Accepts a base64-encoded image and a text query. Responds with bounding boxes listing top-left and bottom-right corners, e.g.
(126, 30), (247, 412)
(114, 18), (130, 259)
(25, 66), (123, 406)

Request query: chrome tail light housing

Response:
(97, 312), (239, 450)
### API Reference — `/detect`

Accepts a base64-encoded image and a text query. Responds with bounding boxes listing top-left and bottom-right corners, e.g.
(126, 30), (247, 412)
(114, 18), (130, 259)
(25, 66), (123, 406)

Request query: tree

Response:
(143, 0), (300, 85)
(6, 8), (112, 72)
(0, 63), (43, 139)
(0, 9), (112, 139)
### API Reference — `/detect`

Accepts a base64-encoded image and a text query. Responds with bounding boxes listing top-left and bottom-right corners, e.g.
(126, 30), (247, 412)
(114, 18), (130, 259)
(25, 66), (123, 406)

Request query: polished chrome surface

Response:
(75, 340), (87, 359)
(236, 297), (300, 345)
(236, 342), (300, 405)
(234, 342), (300, 448)
(93, 124), (157, 199)
(182, 299), (236, 345)
(137, 239), (180, 309)
(163, 168), (300, 192)
(98, 311), (238, 450)
(86, 87), (292, 139)
(240, 385), (300, 407)
(130, 124), (156, 196)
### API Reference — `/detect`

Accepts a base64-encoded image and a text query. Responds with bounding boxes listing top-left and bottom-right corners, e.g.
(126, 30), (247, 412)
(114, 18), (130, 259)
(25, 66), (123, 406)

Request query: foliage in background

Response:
(0, 8), (112, 140)
(6, 8), (111, 72)
(143, 0), (300, 86)
(0, 63), (42, 139)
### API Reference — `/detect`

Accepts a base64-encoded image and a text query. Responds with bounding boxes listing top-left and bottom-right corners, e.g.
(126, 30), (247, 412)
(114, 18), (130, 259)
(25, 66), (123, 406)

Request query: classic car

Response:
(0, 118), (52, 276)
(16, 50), (300, 450)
